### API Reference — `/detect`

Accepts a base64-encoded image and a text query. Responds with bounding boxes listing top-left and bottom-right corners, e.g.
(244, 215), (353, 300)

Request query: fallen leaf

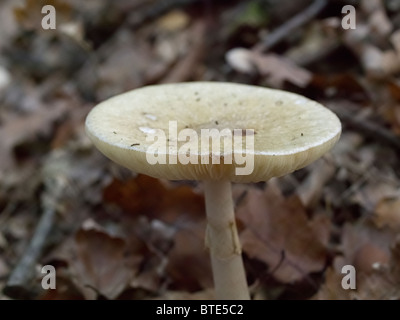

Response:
(130, 218), (175, 294)
(237, 184), (330, 283)
(312, 267), (351, 300)
(352, 180), (400, 213)
(103, 175), (205, 223)
(166, 220), (213, 293)
(0, 100), (67, 170)
(252, 52), (312, 88)
(226, 48), (312, 88)
(69, 227), (141, 300)
(354, 236), (400, 299)
(314, 230), (400, 300)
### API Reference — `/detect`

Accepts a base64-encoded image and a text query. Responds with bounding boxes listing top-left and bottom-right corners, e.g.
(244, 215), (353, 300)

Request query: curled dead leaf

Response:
(237, 184), (330, 283)
(166, 221), (213, 293)
(226, 47), (312, 88)
(103, 175), (205, 223)
(69, 228), (142, 300)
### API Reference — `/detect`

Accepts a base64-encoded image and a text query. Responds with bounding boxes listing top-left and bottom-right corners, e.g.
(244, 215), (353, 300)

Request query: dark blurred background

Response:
(1, 0), (400, 300)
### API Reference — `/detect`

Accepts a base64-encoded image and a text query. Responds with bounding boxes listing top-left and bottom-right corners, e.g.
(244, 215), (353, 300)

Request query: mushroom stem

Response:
(203, 180), (250, 300)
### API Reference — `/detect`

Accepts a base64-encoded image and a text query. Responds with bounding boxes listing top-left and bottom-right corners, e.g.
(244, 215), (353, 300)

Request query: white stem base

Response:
(203, 180), (250, 300)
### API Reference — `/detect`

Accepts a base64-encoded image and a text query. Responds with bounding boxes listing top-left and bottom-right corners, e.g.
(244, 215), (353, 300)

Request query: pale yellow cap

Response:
(85, 82), (341, 182)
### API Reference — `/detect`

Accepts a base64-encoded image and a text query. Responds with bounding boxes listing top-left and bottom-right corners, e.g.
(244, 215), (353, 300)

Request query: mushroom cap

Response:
(85, 82), (341, 183)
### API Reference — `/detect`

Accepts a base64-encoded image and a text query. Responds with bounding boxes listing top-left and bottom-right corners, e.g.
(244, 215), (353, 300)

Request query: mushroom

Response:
(85, 82), (341, 300)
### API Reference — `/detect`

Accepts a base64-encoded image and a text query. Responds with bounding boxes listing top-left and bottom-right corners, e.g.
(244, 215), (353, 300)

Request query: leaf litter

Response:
(2, 0), (400, 300)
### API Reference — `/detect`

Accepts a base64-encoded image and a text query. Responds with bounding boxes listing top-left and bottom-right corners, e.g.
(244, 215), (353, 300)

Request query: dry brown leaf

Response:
(335, 235), (400, 300)
(166, 220), (213, 293)
(354, 272), (400, 300)
(102, 175), (208, 294)
(352, 180), (400, 213)
(312, 267), (351, 300)
(314, 231), (400, 300)
(353, 237), (400, 299)
(130, 257), (164, 294)
(130, 218), (174, 294)
(237, 184), (330, 283)
(103, 175), (205, 224)
(103, 175), (169, 217)
(69, 228), (141, 300)
(252, 52), (312, 88)
(0, 101), (67, 170)
(89, 27), (162, 101)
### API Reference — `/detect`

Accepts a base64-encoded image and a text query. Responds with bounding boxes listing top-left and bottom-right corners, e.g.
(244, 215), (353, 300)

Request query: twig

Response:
(3, 174), (66, 299)
(3, 206), (56, 299)
(253, 0), (328, 52)
(327, 102), (400, 151)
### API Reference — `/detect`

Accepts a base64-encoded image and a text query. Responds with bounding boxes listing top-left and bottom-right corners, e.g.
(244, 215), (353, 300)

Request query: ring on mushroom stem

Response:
(85, 82), (341, 300)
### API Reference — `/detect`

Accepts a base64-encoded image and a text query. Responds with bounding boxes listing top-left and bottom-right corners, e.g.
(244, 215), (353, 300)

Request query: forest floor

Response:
(1, 0), (400, 300)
